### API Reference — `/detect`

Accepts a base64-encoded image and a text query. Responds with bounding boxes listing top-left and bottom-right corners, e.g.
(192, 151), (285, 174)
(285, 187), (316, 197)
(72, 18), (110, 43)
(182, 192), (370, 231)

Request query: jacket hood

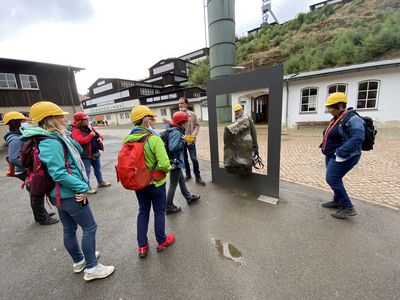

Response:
(166, 124), (183, 134)
(123, 127), (152, 144)
(19, 125), (53, 141)
(4, 131), (21, 143)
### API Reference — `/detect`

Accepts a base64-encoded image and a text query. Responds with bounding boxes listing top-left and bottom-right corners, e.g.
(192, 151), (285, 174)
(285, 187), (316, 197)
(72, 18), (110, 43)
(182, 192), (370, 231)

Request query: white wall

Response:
(284, 67), (400, 128)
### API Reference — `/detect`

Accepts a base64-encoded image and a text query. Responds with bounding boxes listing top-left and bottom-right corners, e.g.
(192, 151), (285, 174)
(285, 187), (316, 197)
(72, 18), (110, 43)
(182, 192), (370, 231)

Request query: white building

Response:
(229, 59), (400, 128)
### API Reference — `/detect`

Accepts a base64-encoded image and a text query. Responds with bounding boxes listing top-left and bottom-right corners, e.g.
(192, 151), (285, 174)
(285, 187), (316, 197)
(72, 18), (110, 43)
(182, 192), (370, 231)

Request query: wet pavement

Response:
(0, 128), (399, 299)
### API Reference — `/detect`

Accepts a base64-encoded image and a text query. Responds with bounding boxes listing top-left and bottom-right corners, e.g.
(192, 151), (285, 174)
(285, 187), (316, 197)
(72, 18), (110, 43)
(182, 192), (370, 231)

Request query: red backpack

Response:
(115, 132), (165, 190)
(20, 136), (70, 206)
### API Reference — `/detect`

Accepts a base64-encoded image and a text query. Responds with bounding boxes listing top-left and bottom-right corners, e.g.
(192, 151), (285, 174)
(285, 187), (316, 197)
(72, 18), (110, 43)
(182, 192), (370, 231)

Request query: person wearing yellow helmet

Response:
(320, 92), (365, 219)
(232, 103), (258, 149)
(3, 111), (59, 225)
(124, 105), (175, 257)
(20, 101), (115, 281)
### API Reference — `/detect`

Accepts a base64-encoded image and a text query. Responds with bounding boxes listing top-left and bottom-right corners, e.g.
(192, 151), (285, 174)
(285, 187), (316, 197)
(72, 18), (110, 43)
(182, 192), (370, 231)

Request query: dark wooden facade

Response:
(148, 58), (193, 78)
(0, 58), (82, 107)
(139, 87), (206, 106)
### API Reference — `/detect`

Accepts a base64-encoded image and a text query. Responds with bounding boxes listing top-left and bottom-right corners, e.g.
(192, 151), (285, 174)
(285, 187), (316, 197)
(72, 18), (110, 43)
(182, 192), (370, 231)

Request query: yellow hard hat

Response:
(3, 111), (29, 125)
(131, 105), (157, 122)
(232, 104), (243, 112)
(325, 92), (348, 107)
(29, 101), (69, 123)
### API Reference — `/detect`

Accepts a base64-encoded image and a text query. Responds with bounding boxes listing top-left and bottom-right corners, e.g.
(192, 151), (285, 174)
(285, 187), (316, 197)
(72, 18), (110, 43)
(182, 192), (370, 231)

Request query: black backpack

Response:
(159, 130), (172, 158)
(341, 111), (377, 151)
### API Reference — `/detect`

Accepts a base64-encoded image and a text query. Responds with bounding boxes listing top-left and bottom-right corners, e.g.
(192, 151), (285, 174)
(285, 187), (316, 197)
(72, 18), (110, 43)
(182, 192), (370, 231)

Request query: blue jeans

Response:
(184, 143), (201, 179)
(325, 154), (361, 208)
(82, 157), (104, 187)
(135, 184), (167, 247)
(49, 197), (98, 268)
(166, 168), (192, 209)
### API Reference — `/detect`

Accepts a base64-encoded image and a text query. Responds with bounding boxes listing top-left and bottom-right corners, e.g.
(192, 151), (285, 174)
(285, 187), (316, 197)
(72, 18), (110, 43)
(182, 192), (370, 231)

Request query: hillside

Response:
(236, 0), (400, 74)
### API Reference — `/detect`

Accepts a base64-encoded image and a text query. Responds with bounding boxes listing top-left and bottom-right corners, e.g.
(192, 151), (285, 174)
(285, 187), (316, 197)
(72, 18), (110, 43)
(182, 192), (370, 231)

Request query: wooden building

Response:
(0, 58), (83, 146)
(83, 53), (207, 125)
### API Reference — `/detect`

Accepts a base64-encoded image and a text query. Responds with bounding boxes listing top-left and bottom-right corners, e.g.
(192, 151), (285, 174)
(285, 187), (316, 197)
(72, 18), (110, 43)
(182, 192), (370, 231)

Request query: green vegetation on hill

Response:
(188, 0), (400, 87)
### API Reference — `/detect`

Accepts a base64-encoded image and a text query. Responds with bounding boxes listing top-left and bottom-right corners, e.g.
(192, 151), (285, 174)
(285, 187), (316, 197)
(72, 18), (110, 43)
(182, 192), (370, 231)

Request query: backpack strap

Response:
(36, 136), (71, 206)
(341, 110), (359, 130)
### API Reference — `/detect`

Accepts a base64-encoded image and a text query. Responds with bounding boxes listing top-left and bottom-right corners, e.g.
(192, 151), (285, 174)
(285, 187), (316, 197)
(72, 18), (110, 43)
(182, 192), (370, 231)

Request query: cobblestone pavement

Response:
(100, 123), (400, 211)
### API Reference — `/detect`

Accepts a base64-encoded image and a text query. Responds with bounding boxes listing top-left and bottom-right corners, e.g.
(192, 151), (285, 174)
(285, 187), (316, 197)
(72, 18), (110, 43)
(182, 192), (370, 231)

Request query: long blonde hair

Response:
(39, 116), (66, 136)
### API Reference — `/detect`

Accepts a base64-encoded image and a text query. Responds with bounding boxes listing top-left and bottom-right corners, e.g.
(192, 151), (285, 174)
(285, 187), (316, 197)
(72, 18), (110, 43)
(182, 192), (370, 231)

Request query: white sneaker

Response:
(73, 251), (100, 274)
(84, 264), (115, 282)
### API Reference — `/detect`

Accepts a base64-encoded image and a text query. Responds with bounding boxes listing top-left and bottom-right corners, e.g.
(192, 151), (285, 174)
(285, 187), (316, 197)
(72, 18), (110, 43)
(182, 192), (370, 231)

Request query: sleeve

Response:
(168, 130), (185, 153)
(191, 112), (200, 136)
(8, 137), (24, 168)
(71, 128), (93, 146)
(150, 136), (171, 173)
(38, 139), (89, 193)
(336, 115), (365, 159)
(249, 118), (258, 148)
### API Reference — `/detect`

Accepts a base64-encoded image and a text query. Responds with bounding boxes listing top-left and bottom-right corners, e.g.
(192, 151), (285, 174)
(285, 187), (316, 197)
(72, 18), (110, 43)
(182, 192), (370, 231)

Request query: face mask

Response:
(147, 125), (160, 136)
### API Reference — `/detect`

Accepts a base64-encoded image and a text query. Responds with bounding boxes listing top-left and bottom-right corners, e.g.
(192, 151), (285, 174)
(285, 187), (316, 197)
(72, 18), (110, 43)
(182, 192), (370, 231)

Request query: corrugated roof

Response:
(284, 59), (400, 81)
(0, 57), (84, 71)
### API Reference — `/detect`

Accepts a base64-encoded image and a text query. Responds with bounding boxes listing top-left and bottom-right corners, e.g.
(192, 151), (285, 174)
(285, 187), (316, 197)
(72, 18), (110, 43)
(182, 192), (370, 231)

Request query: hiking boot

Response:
(83, 263), (115, 282)
(37, 217), (59, 225)
(138, 243), (149, 258)
(73, 251), (100, 274)
(185, 175), (192, 181)
(166, 206), (181, 215)
(195, 178), (206, 186)
(157, 234), (175, 252)
(98, 181), (111, 187)
(332, 207), (357, 219)
(187, 195), (201, 205)
(87, 189), (97, 195)
(322, 200), (343, 209)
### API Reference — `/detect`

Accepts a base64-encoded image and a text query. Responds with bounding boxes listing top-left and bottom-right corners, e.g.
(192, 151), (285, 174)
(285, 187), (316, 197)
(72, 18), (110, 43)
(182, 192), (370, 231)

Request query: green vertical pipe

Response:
(207, 0), (236, 122)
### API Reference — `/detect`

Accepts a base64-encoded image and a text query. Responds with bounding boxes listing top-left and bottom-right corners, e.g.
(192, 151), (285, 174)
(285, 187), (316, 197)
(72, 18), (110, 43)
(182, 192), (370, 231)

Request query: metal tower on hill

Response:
(261, 0), (279, 24)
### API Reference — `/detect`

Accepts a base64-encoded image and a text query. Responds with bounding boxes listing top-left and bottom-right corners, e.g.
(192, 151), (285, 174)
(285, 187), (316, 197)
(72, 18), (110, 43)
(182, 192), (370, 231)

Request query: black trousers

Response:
(16, 172), (51, 222)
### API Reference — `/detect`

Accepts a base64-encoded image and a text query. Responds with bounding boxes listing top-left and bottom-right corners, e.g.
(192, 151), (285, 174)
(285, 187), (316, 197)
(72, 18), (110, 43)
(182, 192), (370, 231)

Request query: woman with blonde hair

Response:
(20, 101), (114, 281)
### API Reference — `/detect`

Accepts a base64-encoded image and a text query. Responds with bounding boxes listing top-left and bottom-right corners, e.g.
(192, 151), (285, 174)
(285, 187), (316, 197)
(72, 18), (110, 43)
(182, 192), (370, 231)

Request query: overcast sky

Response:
(0, 0), (316, 94)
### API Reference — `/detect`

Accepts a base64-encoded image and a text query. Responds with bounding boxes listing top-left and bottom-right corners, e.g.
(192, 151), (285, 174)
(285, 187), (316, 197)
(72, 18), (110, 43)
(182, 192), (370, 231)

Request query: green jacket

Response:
(20, 126), (89, 198)
(123, 127), (171, 187)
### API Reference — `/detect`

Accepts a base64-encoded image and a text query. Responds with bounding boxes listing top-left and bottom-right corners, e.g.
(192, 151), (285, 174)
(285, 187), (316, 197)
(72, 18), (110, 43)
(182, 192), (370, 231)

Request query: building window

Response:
(124, 112), (130, 119)
(160, 109), (167, 116)
(357, 80), (379, 109)
(0, 73), (17, 88)
(105, 115), (111, 120)
(20, 74), (39, 89)
(300, 87), (318, 112)
(328, 84), (347, 95)
(0, 113), (4, 122)
(120, 113), (125, 119)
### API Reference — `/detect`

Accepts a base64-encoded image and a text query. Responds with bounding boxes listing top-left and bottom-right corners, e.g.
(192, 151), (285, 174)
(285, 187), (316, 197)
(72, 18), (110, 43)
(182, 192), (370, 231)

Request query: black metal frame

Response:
(206, 65), (283, 198)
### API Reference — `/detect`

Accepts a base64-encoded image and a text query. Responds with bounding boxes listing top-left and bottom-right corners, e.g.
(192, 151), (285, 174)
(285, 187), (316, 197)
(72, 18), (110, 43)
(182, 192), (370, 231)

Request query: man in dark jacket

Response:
(3, 111), (58, 225)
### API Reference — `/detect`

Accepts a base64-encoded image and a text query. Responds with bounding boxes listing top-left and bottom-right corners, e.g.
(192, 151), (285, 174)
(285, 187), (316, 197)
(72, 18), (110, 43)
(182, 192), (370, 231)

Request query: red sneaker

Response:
(138, 243), (149, 258)
(157, 234), (175, 252)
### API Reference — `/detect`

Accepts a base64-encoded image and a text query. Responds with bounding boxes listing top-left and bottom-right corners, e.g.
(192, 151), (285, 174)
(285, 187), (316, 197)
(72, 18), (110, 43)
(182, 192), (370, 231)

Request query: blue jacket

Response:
(4, 131), (25, 173)
(327, 107), (365, 159)
(20, 126), (89, 198)
(166, 125), (186, 169)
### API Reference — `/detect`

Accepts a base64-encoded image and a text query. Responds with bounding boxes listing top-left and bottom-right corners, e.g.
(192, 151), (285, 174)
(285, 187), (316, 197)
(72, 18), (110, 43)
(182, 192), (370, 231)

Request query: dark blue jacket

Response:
(324, 107), (365, 159)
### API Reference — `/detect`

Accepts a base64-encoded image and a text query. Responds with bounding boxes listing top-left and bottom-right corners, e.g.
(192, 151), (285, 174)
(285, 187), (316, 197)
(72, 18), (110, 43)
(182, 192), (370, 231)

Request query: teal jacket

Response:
(20, 126), (89, 198)
(123, 127), (171, 187)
